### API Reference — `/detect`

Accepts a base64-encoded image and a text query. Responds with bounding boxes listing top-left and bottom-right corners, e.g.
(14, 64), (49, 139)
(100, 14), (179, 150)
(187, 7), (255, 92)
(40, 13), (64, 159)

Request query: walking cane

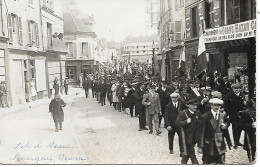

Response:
(49, 111), (53, 130)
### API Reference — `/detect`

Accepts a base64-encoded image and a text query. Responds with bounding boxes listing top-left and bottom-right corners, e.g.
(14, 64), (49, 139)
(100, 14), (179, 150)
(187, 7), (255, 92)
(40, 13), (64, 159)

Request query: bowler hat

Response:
(55, 95), (61, 99)
(232, 83), (242, 89)
(170, 93), (179, 98)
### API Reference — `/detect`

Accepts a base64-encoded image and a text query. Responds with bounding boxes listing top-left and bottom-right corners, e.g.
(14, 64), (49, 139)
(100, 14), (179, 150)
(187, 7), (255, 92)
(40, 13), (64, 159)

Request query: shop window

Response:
(66, 66), (76, 80)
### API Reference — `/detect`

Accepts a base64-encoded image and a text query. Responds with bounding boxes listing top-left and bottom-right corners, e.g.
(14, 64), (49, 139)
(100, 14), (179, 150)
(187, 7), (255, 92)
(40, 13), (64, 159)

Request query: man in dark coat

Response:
(197, 98), (228, 164)
(49, 95), (66, 132)
(135, 82), (147, 131)
(116, 82), (125, 112)
(156, 82), (168, 128)
(223, 83), (245, 149)
(221, 76), (232, 98)
(165, 92), (185, 157)
(239, 98), (256, 162)
(197, 87), (212, 115)
(175, 99), (201, 164)
(100, 80), (107, 106)
(64, 77), (69, 95)
(53, 77), (59, 95)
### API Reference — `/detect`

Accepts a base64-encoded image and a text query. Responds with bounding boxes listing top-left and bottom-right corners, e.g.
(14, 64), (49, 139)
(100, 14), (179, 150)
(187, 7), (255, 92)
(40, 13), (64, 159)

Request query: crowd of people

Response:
(53, 72), (255, 164)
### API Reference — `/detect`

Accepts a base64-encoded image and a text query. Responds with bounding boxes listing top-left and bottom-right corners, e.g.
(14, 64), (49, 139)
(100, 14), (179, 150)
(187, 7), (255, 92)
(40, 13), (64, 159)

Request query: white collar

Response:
(211, 109), (219, 117)
(188, 109), (194, 114)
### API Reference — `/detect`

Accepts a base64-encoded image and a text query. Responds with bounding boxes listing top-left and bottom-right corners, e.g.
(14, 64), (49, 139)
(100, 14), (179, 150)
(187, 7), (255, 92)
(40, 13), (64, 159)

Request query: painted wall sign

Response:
(204, 19), (256, 43)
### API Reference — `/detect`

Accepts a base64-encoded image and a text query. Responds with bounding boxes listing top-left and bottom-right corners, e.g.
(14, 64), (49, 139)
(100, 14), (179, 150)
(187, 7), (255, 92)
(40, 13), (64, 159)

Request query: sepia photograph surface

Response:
(0, 0), (258, 165)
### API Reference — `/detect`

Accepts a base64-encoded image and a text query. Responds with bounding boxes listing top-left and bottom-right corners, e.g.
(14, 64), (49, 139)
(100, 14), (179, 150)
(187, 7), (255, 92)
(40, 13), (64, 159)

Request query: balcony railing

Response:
(44, 37), (66, 52)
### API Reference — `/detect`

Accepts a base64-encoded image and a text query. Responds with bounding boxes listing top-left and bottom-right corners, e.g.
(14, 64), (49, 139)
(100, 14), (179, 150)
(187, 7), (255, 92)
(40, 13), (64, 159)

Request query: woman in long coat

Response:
(111, 82), (118, 109)
(49, 95), (66, 132)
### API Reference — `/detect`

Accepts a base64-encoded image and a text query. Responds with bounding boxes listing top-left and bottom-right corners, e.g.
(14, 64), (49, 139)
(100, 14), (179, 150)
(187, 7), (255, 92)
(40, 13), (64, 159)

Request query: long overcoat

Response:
(49, 99), (66, 123)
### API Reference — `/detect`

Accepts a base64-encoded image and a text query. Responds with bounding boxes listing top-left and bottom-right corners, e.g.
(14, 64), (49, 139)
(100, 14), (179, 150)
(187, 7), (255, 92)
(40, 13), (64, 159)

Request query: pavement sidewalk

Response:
(0, 87), (84, 117)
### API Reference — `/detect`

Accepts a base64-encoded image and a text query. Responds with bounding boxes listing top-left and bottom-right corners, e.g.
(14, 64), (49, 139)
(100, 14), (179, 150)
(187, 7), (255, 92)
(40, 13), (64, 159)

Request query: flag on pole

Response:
(179, 45), (186, 69)
(123, 64), (126, 74)
(198, 20), (206, 56)
(127, 64), (132, 74)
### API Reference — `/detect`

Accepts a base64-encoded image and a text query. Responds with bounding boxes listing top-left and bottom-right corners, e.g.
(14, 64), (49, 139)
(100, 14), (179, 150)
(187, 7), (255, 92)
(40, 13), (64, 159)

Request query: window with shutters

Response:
(8, 14), (13, 43)
(66, 42), (73, 57)
(27, 20), (39, 46)
(18, 17), (23, 45)
(11, 14), (18, 34)
(30, 60), (35, 80)
(226, 0), (255, 24)
(82, 42), (88, 58)
(73, 43), (77, 57)
(191, 6), (198, 38)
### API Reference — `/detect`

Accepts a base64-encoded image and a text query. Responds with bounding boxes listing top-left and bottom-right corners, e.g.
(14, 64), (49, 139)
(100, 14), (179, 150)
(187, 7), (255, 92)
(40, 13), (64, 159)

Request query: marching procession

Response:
(67, 68), (256, 165)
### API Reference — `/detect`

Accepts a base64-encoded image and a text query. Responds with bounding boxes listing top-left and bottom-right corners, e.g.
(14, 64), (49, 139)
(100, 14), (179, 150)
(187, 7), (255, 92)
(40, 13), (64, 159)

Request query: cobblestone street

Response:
(69, 91), (250, 164)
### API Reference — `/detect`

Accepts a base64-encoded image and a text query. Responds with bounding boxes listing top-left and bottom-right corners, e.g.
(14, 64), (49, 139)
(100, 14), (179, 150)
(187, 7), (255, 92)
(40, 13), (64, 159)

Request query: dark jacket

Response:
(197, 111), (227, 156)
(156, 87), (168, 112)
(175, 109), (201, 146)
(134, 88), (145, 111)
(165, 101), (183, 129)
(223, 91), (244, 122)
(49, 99), (66, 123)
(100, 82), (107, 94)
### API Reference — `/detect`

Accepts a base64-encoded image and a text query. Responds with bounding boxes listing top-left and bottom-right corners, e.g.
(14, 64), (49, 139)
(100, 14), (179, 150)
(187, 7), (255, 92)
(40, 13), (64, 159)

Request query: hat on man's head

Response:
(188, 80), (196, 84)
(187, 99), (197, 105)
(209, 98), (223, 105)
(232, 83), (242, 89)
(211, 91), (222, 98)
(170, 92), (179, 98)
(201, 86), (212, 91)
(55, 95), (61, 99)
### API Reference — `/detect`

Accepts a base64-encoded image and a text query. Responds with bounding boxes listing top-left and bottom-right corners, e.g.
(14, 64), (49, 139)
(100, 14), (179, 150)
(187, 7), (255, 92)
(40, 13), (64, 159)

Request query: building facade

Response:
(122, 35), (158, 63)
(202, 0), (256, 98)
(40, 0), (67, 97)
(4, 0), (48, 105)
(158, 0), (186, 82)
(64, 13), (98, 85)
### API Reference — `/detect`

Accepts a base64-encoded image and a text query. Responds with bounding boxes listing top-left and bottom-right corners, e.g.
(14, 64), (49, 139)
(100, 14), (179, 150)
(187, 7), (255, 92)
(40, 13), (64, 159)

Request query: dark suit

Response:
(157, 87), (168, 127)
(197, 110), (227, 164)
(175, 109), (201, 164)
(224, 91), (244, 146)
(100, 82), (107, 106)
(135, 88), (146, 129)
(165, 101), (184, 153)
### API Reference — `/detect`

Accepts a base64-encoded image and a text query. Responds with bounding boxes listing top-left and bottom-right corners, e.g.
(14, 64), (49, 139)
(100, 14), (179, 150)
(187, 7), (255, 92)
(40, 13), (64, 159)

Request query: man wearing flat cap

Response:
(223, 83), (245, 149)
(49, 95), (66, 132)
(197, 87), (212, 115)
(197, 98), (228, 164)
(165, 92), (186, 156)
(175, 99), (201, 164)
(142, 84), (162, 135)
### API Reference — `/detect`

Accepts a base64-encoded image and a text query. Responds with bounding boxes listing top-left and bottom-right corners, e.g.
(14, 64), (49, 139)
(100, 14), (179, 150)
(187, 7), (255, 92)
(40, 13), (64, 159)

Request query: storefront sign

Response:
(204, 19), (256, 43)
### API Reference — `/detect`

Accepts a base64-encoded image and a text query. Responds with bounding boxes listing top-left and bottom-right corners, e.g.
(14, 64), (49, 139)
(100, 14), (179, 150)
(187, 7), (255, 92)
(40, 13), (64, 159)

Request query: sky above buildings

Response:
(77, 0), (156, 42)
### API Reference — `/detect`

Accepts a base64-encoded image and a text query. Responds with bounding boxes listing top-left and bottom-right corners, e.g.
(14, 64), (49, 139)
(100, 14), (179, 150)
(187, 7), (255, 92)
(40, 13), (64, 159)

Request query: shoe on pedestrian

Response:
(60, 128), (62, 130)
(228, 145), (232, 150)
(138, 128), (142, 131)
(55, 129), (59, 132)
(233, 145), (238, 149)
(170, 150), (173, 154)
(142, 127), (148, 130)
(149, 130), (153, 134)
(156, 130), (162, 135)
